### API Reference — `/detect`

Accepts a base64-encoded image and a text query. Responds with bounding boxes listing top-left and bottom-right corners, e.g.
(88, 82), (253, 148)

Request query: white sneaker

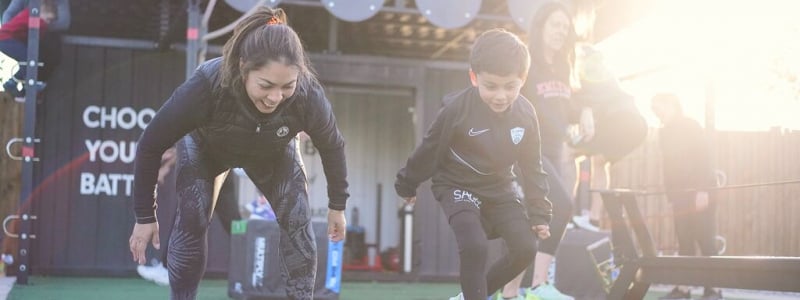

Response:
(137, 262), (170, 286)
(571, 215), (600, 232)
(527, 283), (574, 300)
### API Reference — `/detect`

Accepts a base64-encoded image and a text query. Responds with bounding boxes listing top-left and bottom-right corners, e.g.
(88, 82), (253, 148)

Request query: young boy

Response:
(394, 29), (552, 300)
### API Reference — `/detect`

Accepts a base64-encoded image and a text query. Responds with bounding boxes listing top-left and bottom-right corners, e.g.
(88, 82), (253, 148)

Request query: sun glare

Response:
(597, 0), (800, 131)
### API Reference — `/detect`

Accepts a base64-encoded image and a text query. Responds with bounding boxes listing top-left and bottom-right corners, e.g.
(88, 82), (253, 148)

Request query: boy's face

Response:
(470, 70), (526, 113)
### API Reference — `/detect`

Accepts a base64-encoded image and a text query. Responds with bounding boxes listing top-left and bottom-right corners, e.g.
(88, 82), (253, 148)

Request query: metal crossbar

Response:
(602, 179), (800, 197)
(598, 190), (800, 299)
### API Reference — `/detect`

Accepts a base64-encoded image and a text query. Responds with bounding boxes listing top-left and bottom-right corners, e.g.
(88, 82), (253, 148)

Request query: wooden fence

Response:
(610, 129), (800, 256)
(0, 100), (23, 240)
(3, 108), (799, 270)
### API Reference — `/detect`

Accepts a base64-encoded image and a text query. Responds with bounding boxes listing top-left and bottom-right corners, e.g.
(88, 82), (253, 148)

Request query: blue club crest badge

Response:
(510, 127), (525, 145)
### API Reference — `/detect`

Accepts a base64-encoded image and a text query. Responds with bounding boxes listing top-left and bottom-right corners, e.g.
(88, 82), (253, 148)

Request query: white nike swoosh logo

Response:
(468, 128), (490, 136)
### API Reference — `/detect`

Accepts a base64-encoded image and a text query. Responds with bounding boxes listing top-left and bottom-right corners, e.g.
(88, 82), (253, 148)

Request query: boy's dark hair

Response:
(219, 7), (318, 97)
(469, 28), (531, 77)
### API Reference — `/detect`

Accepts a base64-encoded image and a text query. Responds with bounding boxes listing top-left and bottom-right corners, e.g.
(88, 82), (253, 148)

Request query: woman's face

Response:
(542, 10), (571, 53)
(242, 60), (299, 114)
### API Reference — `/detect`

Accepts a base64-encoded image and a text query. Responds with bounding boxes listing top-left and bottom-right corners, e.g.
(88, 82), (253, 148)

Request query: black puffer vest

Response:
(193, 58), (308, 166)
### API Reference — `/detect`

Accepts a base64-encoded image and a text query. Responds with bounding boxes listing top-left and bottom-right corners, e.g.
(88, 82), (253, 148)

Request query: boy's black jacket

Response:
(396, 86), (552, 226)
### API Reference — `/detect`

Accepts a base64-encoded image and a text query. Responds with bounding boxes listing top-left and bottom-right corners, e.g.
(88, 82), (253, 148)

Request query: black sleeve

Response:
(395, 104), (453, 198)
(686, 120), (716, 189)
(303, 85), (349, 211)
(133, 70), (213, 224)
(517, 107), (552, 226)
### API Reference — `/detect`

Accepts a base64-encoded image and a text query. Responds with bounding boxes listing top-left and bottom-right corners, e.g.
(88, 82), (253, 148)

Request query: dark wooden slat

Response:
(33, 42), (79, 273)
(94, 48), (134, 270)
(64, 46), (105, 268)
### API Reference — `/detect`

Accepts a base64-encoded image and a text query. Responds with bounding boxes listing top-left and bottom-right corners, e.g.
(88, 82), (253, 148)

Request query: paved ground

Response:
(649, 285), (800, 300)
(0, 276), (15, 300)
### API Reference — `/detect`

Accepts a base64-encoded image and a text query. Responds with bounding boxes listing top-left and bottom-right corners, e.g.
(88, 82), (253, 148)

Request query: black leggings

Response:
(168, 136), (316, 300)
(537, 157), (573, 255)
(156, 174), (240, 264)
(670, 193), (717, 256)
(434, 186), (537, 300)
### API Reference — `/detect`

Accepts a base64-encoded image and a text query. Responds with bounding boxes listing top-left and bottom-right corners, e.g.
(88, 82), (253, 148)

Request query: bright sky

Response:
(596, 0), (800, 131)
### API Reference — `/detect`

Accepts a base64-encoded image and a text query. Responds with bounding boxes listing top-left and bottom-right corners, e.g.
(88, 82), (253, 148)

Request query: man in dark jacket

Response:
(652, 93), (722, 300)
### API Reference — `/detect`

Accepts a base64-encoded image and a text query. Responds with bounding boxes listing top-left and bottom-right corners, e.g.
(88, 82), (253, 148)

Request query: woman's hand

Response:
(402, 196), (416, 206)
(532, 224), (551, 240)
(327, 209), (347, 242)
(129, 222), (160, 265)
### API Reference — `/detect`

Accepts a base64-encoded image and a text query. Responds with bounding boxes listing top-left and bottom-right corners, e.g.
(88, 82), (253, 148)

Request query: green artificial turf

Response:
(8, 276), (760, 300)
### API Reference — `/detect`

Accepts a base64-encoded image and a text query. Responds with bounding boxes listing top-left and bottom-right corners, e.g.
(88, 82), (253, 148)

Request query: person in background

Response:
(128, 7), (349, 299)
(0, 0), (65, 100)
(245, 194), (277, 221)
(500, 2), (589, 299)
(569, 44), (647, 232)
(651, 93), (722, 300)
(2, 0), (70, 31)
(395, 28), (552, 300)
(0, 0), (12, 22)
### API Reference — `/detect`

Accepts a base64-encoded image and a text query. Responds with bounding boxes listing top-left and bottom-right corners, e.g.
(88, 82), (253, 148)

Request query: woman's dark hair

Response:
(528, 2), (576, 82)
(219, 7), (317, 97)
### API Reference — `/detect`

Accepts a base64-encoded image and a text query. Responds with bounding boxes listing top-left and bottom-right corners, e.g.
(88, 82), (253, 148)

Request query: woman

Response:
(128, 7), (349, 300)
(500, 3), (587, 300)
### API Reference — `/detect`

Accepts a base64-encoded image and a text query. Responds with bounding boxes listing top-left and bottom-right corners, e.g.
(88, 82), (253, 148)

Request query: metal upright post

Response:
(186, 0), (201, 78)
(198, 0), (217, 64)
(401, 204), (413, 273)
(17, 0), (43, 285)
(600, 190), (641, 300)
